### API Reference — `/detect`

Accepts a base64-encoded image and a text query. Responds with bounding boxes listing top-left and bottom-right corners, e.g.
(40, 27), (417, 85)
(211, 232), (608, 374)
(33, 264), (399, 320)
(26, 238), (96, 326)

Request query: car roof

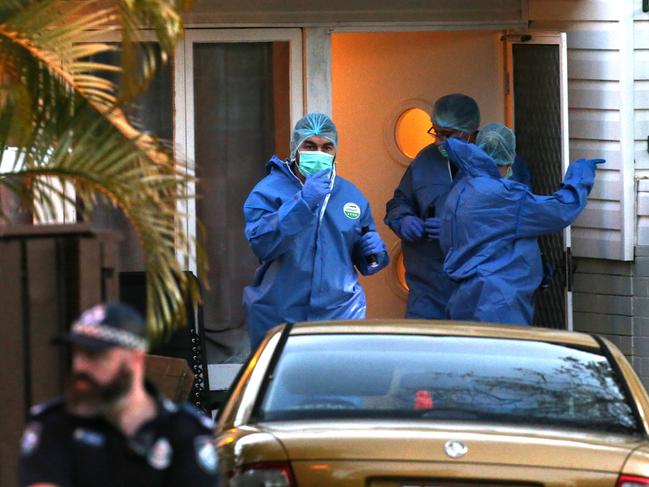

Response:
(287, 320), (600, 349)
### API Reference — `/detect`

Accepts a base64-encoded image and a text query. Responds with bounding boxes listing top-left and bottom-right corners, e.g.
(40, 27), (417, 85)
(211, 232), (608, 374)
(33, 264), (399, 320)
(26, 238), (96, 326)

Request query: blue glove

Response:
(359, 230), (384, 257)
(565, 158), (605, 190)
(587, 158), (606, 171)
(301, 169), (332, 210)
(424, 217), (441, 239)
(399, 215), (425, 242)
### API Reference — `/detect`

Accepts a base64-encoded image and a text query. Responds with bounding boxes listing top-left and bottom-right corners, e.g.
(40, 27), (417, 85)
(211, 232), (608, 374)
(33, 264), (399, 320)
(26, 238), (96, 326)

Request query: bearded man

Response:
(18, 302), (218, 487)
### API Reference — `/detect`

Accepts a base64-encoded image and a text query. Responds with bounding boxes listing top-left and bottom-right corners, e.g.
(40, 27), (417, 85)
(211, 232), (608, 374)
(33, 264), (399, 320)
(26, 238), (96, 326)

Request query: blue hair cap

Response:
(432, 93), (480, 134)
(290, 112), (338, 159)
(476, 123), (516, 166)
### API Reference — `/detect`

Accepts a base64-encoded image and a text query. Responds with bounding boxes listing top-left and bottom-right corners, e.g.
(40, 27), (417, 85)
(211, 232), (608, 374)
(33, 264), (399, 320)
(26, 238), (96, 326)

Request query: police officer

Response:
(18, 302), (218, 487)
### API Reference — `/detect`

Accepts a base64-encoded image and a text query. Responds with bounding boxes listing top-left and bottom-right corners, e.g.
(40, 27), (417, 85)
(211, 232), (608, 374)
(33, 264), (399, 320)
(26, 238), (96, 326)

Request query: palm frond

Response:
(114, 0), (189, 100)
(0, 0), (205, 339)
(0, 96), (202, 338)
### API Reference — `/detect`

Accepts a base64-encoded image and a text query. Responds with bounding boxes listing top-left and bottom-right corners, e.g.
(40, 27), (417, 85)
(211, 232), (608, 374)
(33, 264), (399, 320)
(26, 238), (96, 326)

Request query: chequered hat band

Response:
(71, 322), (148, 351)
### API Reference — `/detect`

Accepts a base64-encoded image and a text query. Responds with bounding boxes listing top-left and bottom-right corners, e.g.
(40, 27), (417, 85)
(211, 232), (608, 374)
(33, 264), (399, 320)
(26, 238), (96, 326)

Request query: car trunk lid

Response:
(262, 421), (643, 485)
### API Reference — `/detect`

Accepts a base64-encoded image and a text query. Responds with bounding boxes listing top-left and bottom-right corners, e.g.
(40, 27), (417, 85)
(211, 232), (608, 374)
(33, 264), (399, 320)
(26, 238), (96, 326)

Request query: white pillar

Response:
(303, 27), (333, 116)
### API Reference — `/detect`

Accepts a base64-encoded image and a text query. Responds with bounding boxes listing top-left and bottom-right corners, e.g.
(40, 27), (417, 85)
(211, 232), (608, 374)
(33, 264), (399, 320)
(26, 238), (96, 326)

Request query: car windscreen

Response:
(256, 334), (641, 435)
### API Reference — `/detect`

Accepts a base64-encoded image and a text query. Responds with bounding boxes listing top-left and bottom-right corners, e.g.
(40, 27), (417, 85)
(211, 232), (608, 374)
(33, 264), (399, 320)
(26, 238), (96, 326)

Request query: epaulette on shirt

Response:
(178, 402), (214, 430)
(28, 397), (65, 418)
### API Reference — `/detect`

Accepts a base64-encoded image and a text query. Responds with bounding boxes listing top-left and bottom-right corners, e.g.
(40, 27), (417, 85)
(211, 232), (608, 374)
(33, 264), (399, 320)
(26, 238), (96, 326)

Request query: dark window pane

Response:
(260, 335), (639, 435)
(194, 42), (291, 362)
(89, 43), (173, 272)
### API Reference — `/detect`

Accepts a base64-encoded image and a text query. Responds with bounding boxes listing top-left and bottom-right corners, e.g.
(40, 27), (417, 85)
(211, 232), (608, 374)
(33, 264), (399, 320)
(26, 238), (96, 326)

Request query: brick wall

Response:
(572, 251), (649, 388)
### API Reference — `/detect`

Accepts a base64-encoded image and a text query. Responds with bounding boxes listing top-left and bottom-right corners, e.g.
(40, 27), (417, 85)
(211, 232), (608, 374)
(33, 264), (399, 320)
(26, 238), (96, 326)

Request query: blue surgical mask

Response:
(298, 150), (334, 177)
(438, 145), (449, 159)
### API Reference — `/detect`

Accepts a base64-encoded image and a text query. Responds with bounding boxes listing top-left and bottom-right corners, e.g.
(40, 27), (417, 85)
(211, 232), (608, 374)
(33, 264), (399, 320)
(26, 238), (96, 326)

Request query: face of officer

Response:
(66, 346), (136, 416)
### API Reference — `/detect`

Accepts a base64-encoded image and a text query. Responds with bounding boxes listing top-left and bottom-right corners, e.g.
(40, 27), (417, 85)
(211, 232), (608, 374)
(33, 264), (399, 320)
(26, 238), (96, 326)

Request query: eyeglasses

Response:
(427, 125), (460, 139)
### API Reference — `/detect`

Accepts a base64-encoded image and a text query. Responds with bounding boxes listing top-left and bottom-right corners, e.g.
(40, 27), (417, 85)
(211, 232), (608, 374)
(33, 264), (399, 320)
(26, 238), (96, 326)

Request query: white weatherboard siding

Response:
(636, 7), (649, 245)
(530, 0), (634, 261)
(183, 0), (525, 27)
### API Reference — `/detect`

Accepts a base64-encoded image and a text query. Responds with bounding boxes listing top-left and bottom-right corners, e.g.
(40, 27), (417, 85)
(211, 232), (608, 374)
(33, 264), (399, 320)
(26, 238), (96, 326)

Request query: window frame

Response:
(176, 28), (304, 274)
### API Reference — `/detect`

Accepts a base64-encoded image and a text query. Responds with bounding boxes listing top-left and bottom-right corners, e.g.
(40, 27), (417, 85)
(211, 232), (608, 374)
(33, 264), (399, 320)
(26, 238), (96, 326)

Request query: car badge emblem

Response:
(444, 440), (468, 459)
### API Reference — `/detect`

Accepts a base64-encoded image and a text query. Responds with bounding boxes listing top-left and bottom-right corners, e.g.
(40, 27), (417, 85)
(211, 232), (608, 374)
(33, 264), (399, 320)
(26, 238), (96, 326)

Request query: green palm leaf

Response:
(0, 0), (205, 341)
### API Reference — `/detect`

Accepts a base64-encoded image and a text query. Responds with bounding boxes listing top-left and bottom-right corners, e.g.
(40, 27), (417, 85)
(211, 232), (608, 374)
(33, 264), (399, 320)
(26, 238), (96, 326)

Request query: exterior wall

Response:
(632, 247), (649, 388)
(531, 1), (649, 386)
(530, 0), (633, 261)
(573, 251), (649, 390)
(572, 257), (633, 361)
(637, 5), (649, 244)
(183, 0), (525, 26)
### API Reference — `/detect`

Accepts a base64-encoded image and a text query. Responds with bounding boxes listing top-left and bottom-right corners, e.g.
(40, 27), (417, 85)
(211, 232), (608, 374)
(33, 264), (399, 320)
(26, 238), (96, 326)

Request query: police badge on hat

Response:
(148, 437), (172, 470)
(194, 436), (218, 474)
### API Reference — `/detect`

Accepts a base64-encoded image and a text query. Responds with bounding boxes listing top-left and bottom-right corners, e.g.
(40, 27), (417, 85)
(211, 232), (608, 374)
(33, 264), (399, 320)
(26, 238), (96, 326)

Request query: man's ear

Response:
(130, 349), (146, 368)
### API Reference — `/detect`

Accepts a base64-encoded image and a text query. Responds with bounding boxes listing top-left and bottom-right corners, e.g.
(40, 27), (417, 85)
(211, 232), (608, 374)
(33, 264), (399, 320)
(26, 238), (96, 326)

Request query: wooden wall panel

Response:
(0, 241), (26, 487)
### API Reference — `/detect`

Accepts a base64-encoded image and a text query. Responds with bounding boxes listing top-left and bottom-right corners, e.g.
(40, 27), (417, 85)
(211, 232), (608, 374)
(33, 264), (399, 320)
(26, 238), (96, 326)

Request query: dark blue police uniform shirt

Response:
(18, 384), (218, 487)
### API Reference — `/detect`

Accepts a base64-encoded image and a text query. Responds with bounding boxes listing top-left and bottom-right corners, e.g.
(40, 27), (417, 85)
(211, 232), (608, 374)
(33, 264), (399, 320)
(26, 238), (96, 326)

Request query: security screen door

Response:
(177, 29), (303, 363)
(506, 33), (572, 330)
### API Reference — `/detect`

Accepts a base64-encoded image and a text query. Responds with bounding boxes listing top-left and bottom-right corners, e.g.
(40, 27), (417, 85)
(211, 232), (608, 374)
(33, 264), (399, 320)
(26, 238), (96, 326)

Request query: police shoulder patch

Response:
(148, 437), (173, 470)
(162, 398), (178, 413)
(20, 422), (42, 457)
(194, 435), (218, 474)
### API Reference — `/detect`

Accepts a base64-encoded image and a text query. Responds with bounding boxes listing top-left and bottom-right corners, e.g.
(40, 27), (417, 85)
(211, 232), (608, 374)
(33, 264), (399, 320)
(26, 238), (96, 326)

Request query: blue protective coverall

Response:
(511, 154), (532, 187)
(439, 138), (598, 325)
(243, 156), (389, 348)
(385, 145), (455, 318)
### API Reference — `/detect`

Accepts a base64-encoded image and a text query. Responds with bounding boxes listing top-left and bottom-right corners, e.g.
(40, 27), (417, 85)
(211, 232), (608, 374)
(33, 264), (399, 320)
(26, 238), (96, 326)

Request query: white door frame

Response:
(505, 32), (572, 330)
(174, 28), (304, 274)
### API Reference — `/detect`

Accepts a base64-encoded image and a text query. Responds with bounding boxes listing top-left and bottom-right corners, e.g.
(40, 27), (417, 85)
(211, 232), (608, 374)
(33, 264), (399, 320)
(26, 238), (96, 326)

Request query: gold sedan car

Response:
(216, 321), (649, 486)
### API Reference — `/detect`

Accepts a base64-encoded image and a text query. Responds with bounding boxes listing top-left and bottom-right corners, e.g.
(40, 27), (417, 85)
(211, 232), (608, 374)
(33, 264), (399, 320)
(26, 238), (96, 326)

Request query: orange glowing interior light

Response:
(395, 107), (434, 159)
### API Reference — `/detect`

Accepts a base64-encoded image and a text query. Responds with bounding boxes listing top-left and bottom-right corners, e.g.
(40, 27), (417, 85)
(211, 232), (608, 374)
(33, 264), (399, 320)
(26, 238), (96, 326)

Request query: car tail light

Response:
(229, 462), (295, 486)
(617, 475), (649, 486)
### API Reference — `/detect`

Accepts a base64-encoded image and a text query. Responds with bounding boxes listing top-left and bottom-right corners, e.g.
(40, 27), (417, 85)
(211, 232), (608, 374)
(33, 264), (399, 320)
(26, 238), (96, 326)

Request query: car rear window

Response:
(257, 334), (641, 435)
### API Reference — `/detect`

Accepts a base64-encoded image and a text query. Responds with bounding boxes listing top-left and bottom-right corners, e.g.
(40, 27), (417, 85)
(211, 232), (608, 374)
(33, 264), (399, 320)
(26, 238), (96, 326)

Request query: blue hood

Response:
(265, 155), (296, 178)
(444, 138), (502, 179)
(439, 140), (599, 326)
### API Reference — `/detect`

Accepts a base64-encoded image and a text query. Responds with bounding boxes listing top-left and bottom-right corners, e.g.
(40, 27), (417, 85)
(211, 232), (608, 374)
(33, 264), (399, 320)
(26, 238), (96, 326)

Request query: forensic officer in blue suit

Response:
(385, 94), (480, 318)
(243, 113), (389, 349)
(438, 125), (604, 325)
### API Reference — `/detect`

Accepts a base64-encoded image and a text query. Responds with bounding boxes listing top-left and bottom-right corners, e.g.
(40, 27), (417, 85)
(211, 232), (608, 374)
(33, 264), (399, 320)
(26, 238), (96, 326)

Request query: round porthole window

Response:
(396, 108), (434, 159)
(384, 99), (433, 167)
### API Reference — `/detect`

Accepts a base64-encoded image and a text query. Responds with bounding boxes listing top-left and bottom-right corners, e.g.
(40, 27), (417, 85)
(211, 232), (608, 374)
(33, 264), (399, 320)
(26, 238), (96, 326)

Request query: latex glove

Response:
(565, 158), (605, 187)
(359, 230), (384, 257)
(399, 215), (425, 242)
(587, 158), (606, 171)
(424, 217), (441, 239)
(301, 168), (332, 209)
